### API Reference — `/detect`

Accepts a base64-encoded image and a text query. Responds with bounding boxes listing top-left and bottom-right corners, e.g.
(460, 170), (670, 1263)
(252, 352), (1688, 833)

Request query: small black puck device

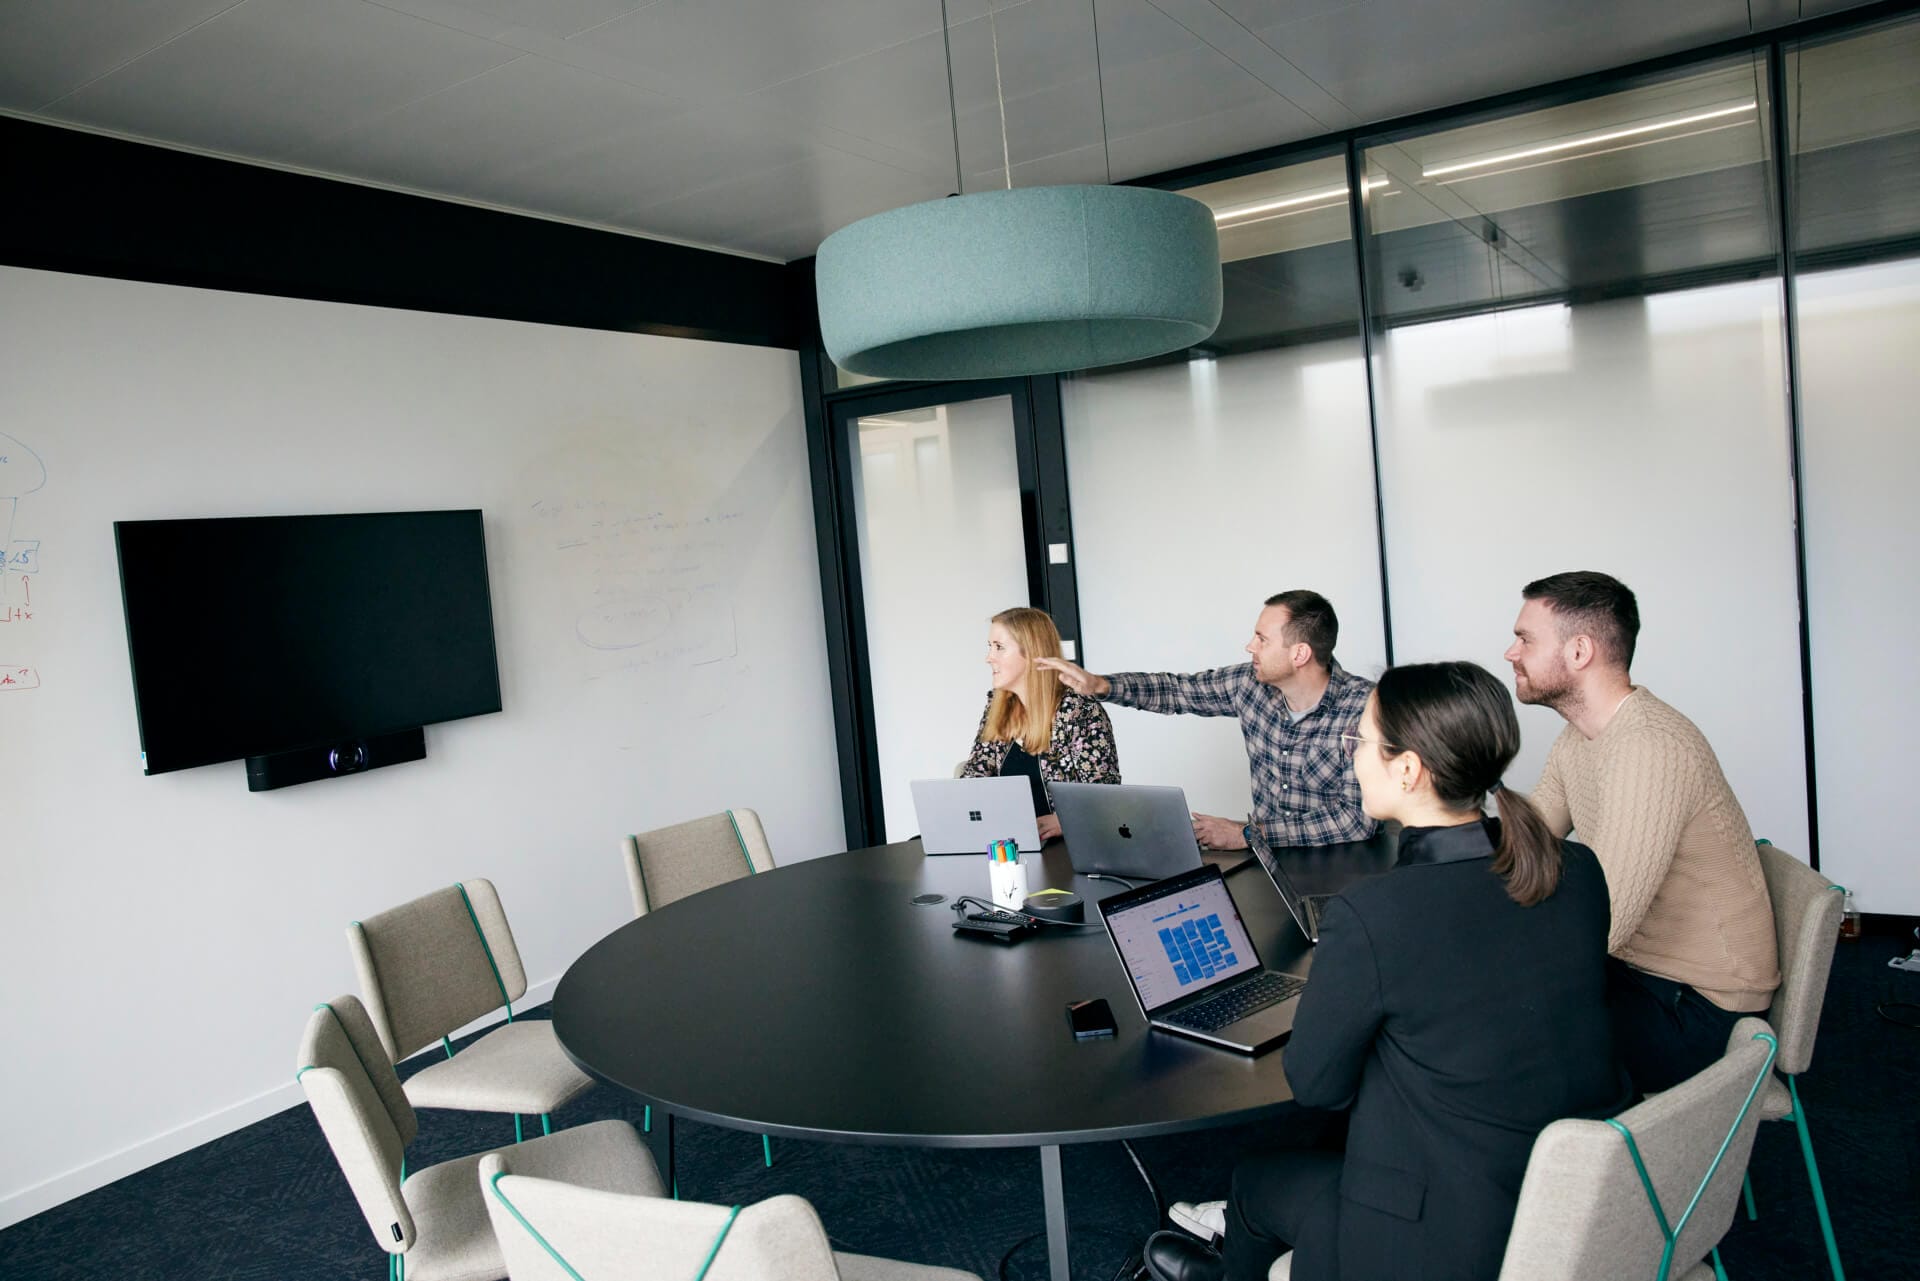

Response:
(1022, 888), (1085, 923)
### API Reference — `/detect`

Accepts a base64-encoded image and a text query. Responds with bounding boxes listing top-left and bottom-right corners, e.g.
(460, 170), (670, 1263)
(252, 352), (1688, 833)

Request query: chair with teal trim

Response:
(349, 878), (595, 1143)
(1495, 1017), (1779, 1281)
(622, 808), (775, 918)
(298, 995), (659, 1281)
(1749, 843), (1847, 1280)
(621, 810), (777, 1162)
(479, 1147), (981, 1281)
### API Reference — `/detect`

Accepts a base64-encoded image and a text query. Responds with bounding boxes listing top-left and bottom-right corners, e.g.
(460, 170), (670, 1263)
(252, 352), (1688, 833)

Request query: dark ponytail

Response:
(1373, 662), (1564, 906)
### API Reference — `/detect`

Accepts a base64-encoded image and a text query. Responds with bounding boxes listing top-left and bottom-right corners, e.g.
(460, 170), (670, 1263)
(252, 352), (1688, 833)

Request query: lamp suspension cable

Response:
(987, 1), (1012, 189)
(1090, 0), (1112, 186)
(938, 0), (964, 195)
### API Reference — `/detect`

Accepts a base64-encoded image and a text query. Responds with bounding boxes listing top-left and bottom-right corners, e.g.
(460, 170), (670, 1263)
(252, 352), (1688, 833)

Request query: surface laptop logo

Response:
(1117, 824), (1133, 839)
(968, 809), (982, 821)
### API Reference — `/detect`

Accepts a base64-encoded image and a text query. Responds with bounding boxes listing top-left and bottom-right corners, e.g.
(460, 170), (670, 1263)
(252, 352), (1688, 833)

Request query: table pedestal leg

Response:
(665, 1112), (676, 1198)
(1040, 1144), (1069, 1281)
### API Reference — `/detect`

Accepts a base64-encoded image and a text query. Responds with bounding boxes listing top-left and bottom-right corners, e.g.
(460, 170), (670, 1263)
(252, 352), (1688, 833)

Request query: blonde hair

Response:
(982, 607), (1066, 756)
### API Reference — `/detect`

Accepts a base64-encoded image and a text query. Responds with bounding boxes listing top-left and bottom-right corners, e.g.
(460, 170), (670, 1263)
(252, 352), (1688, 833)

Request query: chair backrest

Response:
(347, 877), (530, 1061)
(1497, 1017), (1777, 1281)
(622, 808), (775, 917)
(479, 1151), (838, 1281)
(1757, 844), (1842, 1076)
(298, 994), (421, 1254)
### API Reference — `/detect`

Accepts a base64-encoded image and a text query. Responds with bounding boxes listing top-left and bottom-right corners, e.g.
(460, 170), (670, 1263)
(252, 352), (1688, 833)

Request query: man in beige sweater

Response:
(1505, 571), (1779, 1094)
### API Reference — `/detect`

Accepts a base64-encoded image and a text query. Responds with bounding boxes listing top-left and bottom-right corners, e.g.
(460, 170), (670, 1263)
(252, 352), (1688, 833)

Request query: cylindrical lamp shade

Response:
(816, 184), (1222, 380)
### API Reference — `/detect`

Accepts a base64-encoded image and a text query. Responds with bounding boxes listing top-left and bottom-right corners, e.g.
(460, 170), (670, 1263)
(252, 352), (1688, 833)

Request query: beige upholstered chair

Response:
(1266, 1020), (1778, 1281)
(1750, 843), (1847, 1280)
(620, 810), (776, 1158)
(1496, 1017), (1777, 1281)
(298, 995), (658, 1281)
(479, 1150), (980, 1281)
(622, 808), (775, 917)
(348, 878), (594, 1141)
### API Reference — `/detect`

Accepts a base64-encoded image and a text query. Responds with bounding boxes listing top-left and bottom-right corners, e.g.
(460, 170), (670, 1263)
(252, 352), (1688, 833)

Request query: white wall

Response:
(1798, 256), (1920, 913)
(1375, 285), (1811, 857)
(1062, 341), (1388, 820)
(0, 266), (843, 1225)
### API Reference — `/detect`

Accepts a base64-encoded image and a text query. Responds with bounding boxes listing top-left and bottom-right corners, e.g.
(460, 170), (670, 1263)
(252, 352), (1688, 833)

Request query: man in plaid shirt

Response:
(1037, 590), (1375, 849)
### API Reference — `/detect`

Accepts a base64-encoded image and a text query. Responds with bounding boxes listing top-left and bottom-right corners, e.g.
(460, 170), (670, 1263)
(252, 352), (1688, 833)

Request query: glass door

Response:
(827, 379), (1075, 846)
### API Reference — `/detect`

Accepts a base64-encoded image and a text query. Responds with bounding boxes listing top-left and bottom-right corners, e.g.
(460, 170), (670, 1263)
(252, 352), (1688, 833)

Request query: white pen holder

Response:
(988, 857), (1031, 911)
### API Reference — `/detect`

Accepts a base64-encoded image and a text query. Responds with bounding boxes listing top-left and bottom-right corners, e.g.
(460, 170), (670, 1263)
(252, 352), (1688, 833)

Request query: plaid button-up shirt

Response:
(1103, 661), (1376, 847)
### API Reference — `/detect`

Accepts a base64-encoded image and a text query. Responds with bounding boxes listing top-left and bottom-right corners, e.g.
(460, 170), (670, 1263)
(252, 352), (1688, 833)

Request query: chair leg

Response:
(1712, 1247), (1729, 1280)
(1786, 1078), (1846, 1281)
(762, 1134), (773, 1168)
(644, 1104), (651, 1133)
(514, 1113), (524, 1144)
(541, 1113), (553, 1136)
(1743, 1172), (1757, 1221)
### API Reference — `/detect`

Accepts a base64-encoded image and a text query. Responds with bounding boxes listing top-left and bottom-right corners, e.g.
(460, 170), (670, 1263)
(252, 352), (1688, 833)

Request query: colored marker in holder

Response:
(988, 838), (1030, 909)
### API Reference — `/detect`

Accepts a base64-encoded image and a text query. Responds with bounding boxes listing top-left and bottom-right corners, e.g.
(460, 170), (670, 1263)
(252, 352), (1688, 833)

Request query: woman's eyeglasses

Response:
(1339, 733), (1397, 758)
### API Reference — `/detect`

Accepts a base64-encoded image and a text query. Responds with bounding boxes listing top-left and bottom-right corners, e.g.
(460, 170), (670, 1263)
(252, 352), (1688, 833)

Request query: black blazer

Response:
(1283, 819), (1630, 1281)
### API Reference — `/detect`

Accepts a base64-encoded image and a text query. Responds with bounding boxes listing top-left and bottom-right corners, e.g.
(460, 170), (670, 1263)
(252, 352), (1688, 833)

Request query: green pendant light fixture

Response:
(815, 0), (1222, 381)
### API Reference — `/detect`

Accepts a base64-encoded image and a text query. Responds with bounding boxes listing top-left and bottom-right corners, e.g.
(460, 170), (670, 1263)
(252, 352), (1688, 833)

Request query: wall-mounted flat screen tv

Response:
(115, 509), (503, 779)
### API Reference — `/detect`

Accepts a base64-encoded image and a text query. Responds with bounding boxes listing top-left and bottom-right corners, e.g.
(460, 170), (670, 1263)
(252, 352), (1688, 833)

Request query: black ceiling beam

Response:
(0, 116), (810, 350)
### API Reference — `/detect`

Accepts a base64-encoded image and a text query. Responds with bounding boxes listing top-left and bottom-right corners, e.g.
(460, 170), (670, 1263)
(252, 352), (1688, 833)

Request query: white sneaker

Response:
(1168, 1199), (1227, 1243)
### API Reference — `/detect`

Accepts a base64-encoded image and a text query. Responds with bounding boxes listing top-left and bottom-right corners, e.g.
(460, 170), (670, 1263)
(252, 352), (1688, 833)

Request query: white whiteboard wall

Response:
(0, 266), (843, 1224)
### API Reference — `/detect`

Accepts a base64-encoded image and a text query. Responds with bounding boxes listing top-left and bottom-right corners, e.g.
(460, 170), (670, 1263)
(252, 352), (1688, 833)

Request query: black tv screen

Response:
(115, 510), (503, 775)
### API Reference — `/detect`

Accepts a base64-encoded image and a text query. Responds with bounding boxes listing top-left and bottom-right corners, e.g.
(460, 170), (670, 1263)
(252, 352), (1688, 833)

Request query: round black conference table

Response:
(553, 832), (1397, 1281)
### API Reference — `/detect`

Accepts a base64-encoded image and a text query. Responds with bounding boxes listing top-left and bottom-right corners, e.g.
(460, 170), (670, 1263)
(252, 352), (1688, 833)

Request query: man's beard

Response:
(1518, 667), (1580, 715)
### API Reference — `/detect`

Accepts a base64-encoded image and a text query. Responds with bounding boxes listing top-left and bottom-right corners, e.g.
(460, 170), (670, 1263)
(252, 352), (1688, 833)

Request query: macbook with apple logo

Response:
(1051, 782), (1207, 883)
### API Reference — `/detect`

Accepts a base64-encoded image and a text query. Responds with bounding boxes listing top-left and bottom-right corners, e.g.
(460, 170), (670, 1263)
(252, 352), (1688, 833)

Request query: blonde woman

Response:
(961, 607), (1121, 841)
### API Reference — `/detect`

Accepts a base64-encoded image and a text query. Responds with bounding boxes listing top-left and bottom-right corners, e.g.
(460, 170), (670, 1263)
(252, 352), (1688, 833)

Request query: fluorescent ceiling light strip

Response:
(1432, 120), (1753, 186)
(1217, 188), (1401, 230)
(1214, 177), (1387, 224)
(1421, 102), (1757, 178)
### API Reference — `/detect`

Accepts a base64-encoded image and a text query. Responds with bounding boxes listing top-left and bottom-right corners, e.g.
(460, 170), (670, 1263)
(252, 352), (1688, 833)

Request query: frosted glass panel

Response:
(1371, 288), (1809, 856)
(1798, 260), (1920, 910)
(1062, 342), (1386, 821)
(850, 397), (1028, 842)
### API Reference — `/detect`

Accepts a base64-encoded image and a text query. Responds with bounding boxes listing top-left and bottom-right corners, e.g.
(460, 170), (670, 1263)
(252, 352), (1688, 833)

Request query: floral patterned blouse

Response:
(960, 689), (1122, 807)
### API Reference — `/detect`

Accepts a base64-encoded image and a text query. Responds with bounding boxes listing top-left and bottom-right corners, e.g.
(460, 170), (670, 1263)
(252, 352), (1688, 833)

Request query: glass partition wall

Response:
(1355, 53), (1812, 857)
(1060, 153), (1386, 824)
(809, 9), (1920, 902)
(1787, 13), (1920, 909)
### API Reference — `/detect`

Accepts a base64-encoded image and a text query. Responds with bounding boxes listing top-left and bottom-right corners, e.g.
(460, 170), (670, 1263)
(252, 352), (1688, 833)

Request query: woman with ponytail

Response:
(1145, 661), (1628, 1281)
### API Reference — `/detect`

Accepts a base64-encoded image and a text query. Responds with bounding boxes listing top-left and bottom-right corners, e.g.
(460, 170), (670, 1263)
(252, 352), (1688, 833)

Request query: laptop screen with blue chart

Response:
(1104, 872), (1258, 1012)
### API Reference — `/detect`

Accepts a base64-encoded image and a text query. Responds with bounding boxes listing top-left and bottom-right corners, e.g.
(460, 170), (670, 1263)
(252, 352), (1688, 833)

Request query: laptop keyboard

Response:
(1164, 971), (1307, 1033)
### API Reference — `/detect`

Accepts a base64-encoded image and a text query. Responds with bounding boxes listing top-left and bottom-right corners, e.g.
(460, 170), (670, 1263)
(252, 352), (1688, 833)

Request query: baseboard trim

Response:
(0, 976), (559, 1231)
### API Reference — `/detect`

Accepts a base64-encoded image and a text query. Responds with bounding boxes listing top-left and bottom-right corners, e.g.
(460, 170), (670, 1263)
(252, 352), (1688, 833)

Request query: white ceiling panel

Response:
(535, 117), (835, 228)
(579, 0), (949, 102)
(0, 0), (239, 111)
(1254, 0), (1754, 127)
(1, 0), (1889, 262)
(284, 54), (680, 195)
(41, 0), (519, 160)
(627, 150), (947, 260)
(384, 0), (658, 42)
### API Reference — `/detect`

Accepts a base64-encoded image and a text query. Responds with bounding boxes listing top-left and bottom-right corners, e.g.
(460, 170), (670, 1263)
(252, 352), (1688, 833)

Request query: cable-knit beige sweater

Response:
(1531, 688), (1780, 1011)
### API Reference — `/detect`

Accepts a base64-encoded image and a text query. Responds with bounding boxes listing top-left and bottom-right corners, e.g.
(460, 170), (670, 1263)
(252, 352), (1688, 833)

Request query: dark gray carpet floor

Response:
(4, 933), (1915, 1280)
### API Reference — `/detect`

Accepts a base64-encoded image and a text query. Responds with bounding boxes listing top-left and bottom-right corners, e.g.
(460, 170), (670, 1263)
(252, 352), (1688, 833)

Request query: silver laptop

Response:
(910, 777), (1041, 854)
(1051, 782), (1205, 881)
(1098, 864), (1306, 1055)
(1247, 821), (1334, 944)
